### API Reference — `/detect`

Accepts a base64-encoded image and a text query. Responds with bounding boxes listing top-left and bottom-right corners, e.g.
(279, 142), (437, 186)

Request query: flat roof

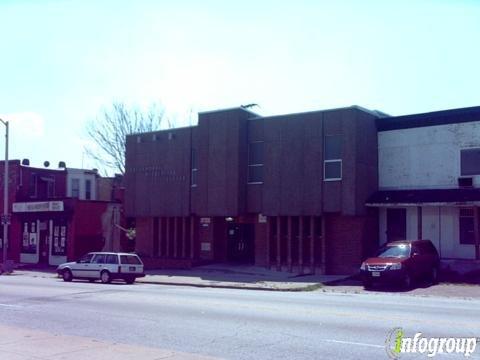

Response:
(377, 105), (480, 131)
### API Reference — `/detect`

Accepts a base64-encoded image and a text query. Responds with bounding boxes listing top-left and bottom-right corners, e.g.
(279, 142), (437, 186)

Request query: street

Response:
(0, 275), (479, 359)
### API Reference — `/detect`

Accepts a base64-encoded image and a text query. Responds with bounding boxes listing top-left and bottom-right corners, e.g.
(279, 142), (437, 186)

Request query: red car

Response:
(360, 240), (440, 289)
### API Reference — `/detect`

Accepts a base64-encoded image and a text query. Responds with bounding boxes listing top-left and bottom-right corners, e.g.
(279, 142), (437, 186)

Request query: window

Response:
(324, 135), (342, 181)
(461, 149), (480, 176)
(248, 141), (264, 183)
(47, 177), (55, 198)
(71, 178), (80, 198)
(120, 255), (142, 265)
(85, 179), (92, 200)
(459, 208), (476, 245)
(92, 254), (106, 264)
(191, 149), (198, 187)
(78, 253), (94, 263)
(29, 174), (38, 197)
(106, 254), (119, 264)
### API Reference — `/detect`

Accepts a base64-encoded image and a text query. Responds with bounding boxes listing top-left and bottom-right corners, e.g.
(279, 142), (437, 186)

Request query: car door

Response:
(90, 254), (107, 278)
(71, 253), (94, 278)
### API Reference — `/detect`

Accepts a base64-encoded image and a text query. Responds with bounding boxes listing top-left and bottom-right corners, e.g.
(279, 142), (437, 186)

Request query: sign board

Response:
(201, 242), (211, 251)
(258, 214), (267, 223)
(200, 217), (211, 224)
(13, 201), (64, 213)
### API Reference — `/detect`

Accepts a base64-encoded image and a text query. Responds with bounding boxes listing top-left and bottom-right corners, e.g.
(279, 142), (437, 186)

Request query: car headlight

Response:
(390, 263), (402, 270)
(360, 262), (366, 271)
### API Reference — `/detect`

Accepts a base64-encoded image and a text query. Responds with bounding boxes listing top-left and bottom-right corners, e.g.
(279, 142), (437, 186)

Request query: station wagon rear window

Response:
(120, 255), (142, 265)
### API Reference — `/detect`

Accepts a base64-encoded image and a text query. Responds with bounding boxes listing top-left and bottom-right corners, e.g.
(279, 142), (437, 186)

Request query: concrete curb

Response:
(137, 279), (324, 292)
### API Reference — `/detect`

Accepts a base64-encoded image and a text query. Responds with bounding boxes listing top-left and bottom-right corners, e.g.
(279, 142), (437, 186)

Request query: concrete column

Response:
(287, 216), (292, 272)
(310, 216), (315, 274)
(182, 217), (186, 258)
(166, 217), (170, 258)
(158, 217), (163, 257)
(475, 207), (480, 260)
(190, 216), (195, 259)
(173, 217), (178, 258)
(321, 216), (326, 274)
(299, 216), (304, 274)
(276, 216), (281, 271)
(266, 217), (271, 269)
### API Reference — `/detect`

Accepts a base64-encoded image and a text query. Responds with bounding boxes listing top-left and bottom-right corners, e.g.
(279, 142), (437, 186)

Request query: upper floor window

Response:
(191, 149), (198, 187)
(324, 135), (342, 181)
(461, 148), (480, 176)
(29, 174), (38, 197)
(248, 141), (264, 184)
(71, 178), (80, 198)
(85, 179), (92, 200)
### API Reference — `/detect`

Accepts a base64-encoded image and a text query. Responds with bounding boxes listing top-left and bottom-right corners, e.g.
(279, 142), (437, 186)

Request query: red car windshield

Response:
(376, 244), (410, 258)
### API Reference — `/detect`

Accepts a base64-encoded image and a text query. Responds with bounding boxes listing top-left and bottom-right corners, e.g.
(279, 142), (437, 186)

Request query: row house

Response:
(0, 160), (126, 266)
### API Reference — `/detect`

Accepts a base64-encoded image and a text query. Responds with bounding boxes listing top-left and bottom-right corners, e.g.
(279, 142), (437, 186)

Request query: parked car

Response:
(360, 240), (440, 289)
(56, 252), (145, 284)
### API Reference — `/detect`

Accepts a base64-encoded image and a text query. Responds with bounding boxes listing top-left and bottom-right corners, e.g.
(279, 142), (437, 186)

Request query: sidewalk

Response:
(0, 324), (215, 360)
(12, 263), (346, 291)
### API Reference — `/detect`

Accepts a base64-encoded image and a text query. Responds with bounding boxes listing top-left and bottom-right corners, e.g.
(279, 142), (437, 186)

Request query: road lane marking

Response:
(0, 303), (23, 308)
(321, 339), (384, 349)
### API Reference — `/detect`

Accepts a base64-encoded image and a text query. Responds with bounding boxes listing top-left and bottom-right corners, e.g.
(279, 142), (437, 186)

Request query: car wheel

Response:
(430, 267), (439, 285)
(125, 276), (135, 285)
(62, 269), (73, 282)
(100, 270), (111, 284)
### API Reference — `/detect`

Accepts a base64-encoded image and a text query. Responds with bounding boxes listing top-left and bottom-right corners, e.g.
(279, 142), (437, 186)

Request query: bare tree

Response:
(85, 102), (167, 174)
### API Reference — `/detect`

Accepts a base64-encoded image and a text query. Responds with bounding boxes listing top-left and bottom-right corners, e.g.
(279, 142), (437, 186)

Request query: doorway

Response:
(386, 208), (407, 242)
(227, 223), (254, 263)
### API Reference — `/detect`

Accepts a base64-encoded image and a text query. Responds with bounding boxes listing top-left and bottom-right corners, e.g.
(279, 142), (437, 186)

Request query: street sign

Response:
(0, 215), (10, 225)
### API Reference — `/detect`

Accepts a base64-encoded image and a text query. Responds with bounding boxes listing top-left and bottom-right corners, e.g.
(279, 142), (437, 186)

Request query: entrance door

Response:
(227, 223), (254, 263)
(38, 221), (49, 264)
(386, 208), (407, 242)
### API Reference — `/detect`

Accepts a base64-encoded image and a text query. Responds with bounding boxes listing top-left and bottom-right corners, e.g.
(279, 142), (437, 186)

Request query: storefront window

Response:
(22, 222), (37, 254)
(52, 222), (67, 256)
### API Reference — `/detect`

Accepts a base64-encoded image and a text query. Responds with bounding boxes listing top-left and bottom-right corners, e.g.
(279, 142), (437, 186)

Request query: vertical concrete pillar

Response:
(276, 216), (281, 271)
(310, 216), (315, 274)
(266, 217), (271, 269)
(173, 217), (178, 258)
(287, 216), (292, 272)
(166, 217), (170, 258)
(299, 216), (304, 274)
(321, 216), (326, 274)
(182, 217), (186, 258)
(190, 216), (195, 259)
(475, 207), (480, 260)
(158, 217), (163, 257)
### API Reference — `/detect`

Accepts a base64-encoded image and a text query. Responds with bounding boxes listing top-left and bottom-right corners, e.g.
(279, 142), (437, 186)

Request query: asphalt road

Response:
(0, 275), (479, 359)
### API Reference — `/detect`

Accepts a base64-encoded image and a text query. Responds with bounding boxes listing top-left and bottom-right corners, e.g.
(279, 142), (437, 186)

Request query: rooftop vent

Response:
(58, 161), (66, 168)
(21, 158), (30, 166)
(44, 161), (50, 168)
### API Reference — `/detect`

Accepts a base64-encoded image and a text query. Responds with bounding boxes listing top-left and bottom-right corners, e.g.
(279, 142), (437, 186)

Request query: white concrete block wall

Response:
(379, 121), (480, 189)
(379, 205), (476, 260)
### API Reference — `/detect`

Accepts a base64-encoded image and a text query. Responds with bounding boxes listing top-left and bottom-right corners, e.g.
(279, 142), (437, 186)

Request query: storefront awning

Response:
(366, 188), (480, 207)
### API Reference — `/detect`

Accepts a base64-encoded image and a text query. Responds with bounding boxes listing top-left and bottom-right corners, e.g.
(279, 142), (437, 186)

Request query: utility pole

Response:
(0, 119), (9, 274)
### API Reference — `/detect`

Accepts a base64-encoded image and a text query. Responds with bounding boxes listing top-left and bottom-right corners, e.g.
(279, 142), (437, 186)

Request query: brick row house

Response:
(0, 160), (126, 266)
(125, 106), (381, 274)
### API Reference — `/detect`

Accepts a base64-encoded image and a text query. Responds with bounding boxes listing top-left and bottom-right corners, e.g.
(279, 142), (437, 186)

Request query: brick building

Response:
(125, 106), (381, 274)
(0, 160), (125, 266)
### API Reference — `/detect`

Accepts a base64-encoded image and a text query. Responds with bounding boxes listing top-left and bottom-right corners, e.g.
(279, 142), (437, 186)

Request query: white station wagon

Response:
(56, 252), (145, 284)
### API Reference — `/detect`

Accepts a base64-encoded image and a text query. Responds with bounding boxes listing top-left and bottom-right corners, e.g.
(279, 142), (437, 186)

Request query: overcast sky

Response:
(1, 0), (479, 173)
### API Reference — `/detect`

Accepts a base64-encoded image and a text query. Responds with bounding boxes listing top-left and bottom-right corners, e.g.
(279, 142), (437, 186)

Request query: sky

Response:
(0, 0), (479, 174)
